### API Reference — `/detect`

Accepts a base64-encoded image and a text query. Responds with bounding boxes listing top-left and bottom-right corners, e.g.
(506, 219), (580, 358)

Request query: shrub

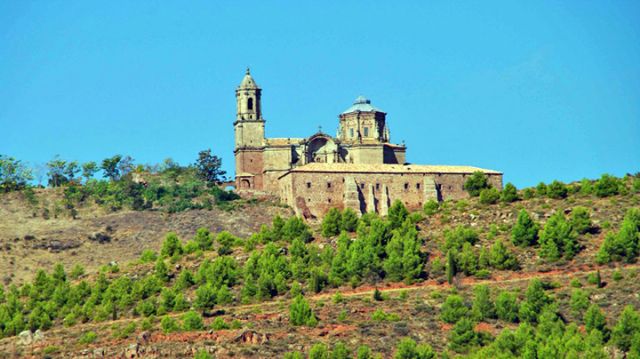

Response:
(511, 210), (539, 246)
(500, 183), (519, 203)
(612, 305), (640, 352)
(479, 188), (500, 205)
(161, 232), (183, 258)
(211, 317), (230, 330)
(182, 310), (204, 331)
(289, 295), (317, 326)
(594, 174), (621, 197)
(423, 200), (439, 216)
(585, 304), (608, 337)
(309, 343), (329, 359)
(140, 249), (158, 263)
(161, 315), (179, 333)
(570, 289), (589, 319)
(193, 227), (213, 250)
(489, 239), (519, 270)
(388, 200), (409, 229)
(536, 182), (548, 197)
(570, 207), (593, 235)
(394, 338), (435, 359)
(522, 188), (535, 199)
(547, 180), (568, 199)
(464, 172), (491, 197)
(440, 295), (468, 324)
(194, 350), (213, 359)
(78, 331), (97, 344)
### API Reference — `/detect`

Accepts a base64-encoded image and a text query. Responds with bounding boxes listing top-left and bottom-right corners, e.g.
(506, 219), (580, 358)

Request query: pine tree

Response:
(448, 318), (478, 353)
(446, 250), (456, 285)
(511, 210), (539, 246)
(321, 208), (342, 237)
(472, 285), (496, 321)
(612, 305), (640, 352)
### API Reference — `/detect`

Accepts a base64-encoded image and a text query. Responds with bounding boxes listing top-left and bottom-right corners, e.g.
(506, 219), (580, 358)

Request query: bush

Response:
(289, 295), (317, 326)
(78, 331), (97, 344)
(489, 239), (519, 270)
(440, 295), (468, 324)
(511, 210), (539, 246)
(161, 232), (183, 258)
(161, 315), (180, 333)
(182, 310), (204, 331)
(140, 250), (158, 263)
(193, 227), (213, 250)
(479, 188), (500, 205)
(211, 317), (230, 330)
(570, 207), (593, 235)
(309, 343), (329, 359)
(500, 183), (519, 203)
(547, 180), (568, 199)
(423, 200), (439, 216)
(471, 285), (495, 321)
(394, 338), (435, 359)
(464, 172), (491, 197)
(448, 318), (478, 353)
(612, 305), (640, 352)
(594, 174), (621, 197)
(194, 349), (213, 359)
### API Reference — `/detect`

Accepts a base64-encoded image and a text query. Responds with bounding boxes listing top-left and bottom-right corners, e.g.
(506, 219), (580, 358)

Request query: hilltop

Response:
(0, 171), (639, 358)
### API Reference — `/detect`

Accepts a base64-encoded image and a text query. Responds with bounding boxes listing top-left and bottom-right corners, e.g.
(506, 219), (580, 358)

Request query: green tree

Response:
(322, 208), (342, 237)
(101, 155), (122, 181)
(539, 212), (578, 261)
(547, 180), (568, 199)
(309, 343), (329, 359)
(161, 232), (183, 258)
(341, 208), (359, 232)
(448, 318), (478, 353)
(593, 174), (621, 197)
(570, 207), (593, 235)
(195, 149), (226, 185)
(536, 182), (548, 197)
(394, 337), (435, 359)
(489, 239), (519, 270)
(81, 161), (98, 182)
(495, 291), (519, 322)
(500, 183), (519, 203)
(194, 284), (217, 312)
(388, 200), (409, 229)
(383, 221), (423, 282)
(182, 310), (204, 331)
(193, 227), (213, 250)
(0, 155), (33, 192)
(216, 231), (238, 255)
(331, 341), (350, 359)
(479, 188), (500, 205)
(457, 243), (478, 275)
(154, 259), (169, 282)
(46, 155), (68, 187)
(160, 315), (179, 333)
(570, 289), (589, 319)
(289, 295), (316, 326)
(446, 250), (456, 285)
(612, 305), (640, 352)
(511, 210), (539, 246)
(356, 345), (373, 359)
(585, 304), (608, 338)
(440, 294), (469, 324)
(472, 285), (496, 321)
(464, 171), (490, 197)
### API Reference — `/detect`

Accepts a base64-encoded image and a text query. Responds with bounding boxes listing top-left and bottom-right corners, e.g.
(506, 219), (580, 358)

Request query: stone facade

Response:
(233, 70), (503, 218)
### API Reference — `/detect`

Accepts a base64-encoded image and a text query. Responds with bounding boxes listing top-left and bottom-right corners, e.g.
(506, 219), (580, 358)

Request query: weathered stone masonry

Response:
(232, 69), (503, 218)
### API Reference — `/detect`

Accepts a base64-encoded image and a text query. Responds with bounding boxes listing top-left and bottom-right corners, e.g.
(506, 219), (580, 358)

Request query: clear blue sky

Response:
(1, 1), (638, 187)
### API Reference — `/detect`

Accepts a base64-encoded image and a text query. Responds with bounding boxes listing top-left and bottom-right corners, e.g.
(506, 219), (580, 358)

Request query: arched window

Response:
(247, 98), (254, 110)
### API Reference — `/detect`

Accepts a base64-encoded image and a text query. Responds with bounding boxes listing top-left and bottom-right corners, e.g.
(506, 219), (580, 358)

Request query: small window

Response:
(404, 183), (409, 190)
(350, 128), (354, 138)
(360, 183), (365, 189)
(416, 183), (421, 189)
(376, 183), (380, 191)
(328, 198), (332, 203)
(327, 182), (332, 188)
(364, 127), (369, 137)
(247, 98), (254, 110)
(306, 182), (311, 189)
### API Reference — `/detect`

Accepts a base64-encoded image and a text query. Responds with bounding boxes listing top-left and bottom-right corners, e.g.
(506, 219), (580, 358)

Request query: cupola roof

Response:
(341, 96), (384, 114)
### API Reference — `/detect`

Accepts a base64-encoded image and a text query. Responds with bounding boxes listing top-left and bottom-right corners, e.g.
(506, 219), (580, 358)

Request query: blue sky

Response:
(1, 1), (638, 187)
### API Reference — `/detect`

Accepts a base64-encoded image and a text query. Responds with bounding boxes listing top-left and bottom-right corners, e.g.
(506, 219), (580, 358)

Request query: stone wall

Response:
(279, 170), (503, 218)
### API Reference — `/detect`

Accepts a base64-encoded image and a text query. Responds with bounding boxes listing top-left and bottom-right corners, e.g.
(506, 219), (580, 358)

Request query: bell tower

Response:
(234, 68), (265, 190)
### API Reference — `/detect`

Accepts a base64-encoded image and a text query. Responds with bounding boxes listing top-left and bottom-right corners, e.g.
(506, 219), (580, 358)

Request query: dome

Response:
(341, 95), (384, 114)
(238, 68), (259, 89)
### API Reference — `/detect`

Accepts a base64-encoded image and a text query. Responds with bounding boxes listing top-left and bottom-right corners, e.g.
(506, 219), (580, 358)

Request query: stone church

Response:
(233, 69), (502, 218)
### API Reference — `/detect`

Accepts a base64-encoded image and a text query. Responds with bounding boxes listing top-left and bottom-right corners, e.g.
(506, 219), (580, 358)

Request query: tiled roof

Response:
(283, 163), (502, 175)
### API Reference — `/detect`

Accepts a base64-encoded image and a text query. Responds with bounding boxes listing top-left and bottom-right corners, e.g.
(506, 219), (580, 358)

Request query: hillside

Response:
(0, 173), (639, 358)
